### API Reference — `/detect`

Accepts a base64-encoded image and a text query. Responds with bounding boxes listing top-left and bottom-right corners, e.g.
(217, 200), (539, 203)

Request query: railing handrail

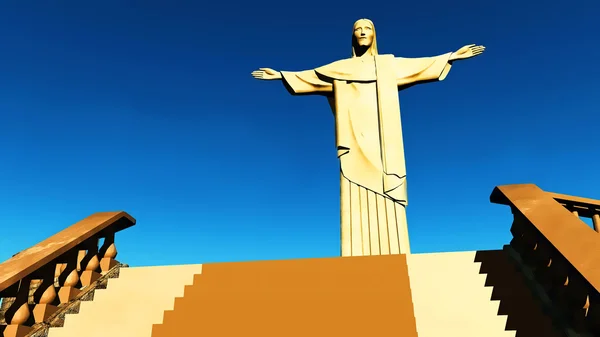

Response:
(490, 184), (600, 292)
(0, 211), (135, 293)
(546, 191), (600, 218)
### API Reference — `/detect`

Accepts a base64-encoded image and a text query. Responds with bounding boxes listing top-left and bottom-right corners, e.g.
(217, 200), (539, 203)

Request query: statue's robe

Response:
(281, 53), (452, 256)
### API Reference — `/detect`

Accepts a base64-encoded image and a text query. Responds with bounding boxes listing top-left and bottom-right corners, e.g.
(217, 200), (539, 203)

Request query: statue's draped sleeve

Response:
(394, 52), (453, 87)
(280, 70), (333, 95)
(375, 53), (452, 204)
(277, 55), (453, 206)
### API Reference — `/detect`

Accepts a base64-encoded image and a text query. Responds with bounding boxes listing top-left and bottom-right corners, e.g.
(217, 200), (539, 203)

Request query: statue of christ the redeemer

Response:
(251, 18), (485, 257)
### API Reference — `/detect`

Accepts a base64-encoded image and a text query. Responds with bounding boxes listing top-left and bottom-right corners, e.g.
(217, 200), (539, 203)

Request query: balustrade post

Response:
(3, 277), (33, 337)
(592, 214), (600, 233)
(80, 238), (102, 287)
(31, 264), (59, 323)
(56, 250), (81, 303)
(77, 249), (86, 271)
(585, 290), (600, 334)
(99, 232), (119, 274)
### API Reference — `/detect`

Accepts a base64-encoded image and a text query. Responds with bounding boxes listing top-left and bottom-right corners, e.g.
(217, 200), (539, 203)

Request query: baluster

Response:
(0, 295), (15, 325)
(546, 254), (570, 309)
(592, 214), (600, 232)
(518, 225), (539, 267)
(509, 213), (527, 253)
(3, 277), (33, 337)
(562, 269), (590, 331)
(584, 290), (600, 334)
(56, 250), (81, 303)
(571, 294), (592, 332)
(77, 249), (86, 272)
(54, 263), (65, 288)
(99, 232), (119, 274)
(532, 239), (554, 292)
(31, 264), (59, 323)
(80, 238), (102, 286)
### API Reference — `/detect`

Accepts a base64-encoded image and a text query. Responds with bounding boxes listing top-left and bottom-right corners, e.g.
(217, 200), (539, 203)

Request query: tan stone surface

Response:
(46, 264), (202, 337)
(341, 174), (410, 256)
(252, 19), (484, 256)
(407, 251), (515, 337)
(151, 255), (418, 337)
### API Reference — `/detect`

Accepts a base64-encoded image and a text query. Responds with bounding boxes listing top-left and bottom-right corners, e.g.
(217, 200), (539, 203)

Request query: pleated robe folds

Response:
(281, 53), (452, 256)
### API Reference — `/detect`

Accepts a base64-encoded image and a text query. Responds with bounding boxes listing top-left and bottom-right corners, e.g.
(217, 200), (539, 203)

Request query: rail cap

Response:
(490, 184), (600, 291)
(0, 211), (135, 293)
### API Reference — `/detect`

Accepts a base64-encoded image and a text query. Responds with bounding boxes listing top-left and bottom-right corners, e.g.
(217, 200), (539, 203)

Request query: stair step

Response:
(407, 251), (515, 337)
(151, 255), (419, 337)
(48, 264), (202, 337)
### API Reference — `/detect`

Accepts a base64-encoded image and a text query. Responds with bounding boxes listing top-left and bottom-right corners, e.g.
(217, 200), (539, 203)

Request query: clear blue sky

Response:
(0, 1), (598, 267)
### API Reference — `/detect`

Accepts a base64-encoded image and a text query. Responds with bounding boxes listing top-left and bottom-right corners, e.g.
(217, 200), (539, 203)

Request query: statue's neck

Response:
(354, 45), (375, 58)
(355, 48), (369, 57)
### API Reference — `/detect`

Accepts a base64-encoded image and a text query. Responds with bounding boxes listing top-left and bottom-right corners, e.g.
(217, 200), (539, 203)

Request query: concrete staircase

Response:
(41, 252), (558, 337)
(406, 251), (515, 337)
(151, 254), (420, 337)
(47, 264), (203, 337)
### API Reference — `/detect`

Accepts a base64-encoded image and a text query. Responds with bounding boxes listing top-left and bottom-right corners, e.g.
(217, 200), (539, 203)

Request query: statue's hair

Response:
(352, 18), (378, 57)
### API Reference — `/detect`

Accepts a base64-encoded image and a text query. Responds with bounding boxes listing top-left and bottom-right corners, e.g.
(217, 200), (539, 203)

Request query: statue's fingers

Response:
(259, 67), (270, 71)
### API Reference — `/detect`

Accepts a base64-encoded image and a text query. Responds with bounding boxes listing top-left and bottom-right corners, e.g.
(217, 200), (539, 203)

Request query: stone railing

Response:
(548, 192), (600, 232)
(0, 211), (135, 337)
(491, 184), (600, 335)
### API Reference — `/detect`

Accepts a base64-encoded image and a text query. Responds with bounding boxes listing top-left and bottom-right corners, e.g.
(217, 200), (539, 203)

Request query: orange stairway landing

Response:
(151, 254), (418, 337)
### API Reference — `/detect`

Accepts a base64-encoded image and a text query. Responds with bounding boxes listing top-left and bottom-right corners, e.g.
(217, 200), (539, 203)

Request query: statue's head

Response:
(352, 18), (378, 57)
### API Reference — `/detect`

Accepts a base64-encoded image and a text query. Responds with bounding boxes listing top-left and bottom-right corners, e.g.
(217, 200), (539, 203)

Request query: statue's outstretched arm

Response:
(448, 44), (485, 62)
(394, 44), (483, 88)
(251, 68), (282, 81)
(252, 67), (332, 95)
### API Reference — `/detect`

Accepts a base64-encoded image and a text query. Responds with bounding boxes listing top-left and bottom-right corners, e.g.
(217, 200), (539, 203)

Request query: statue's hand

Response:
(449, 44), (485, 61)
(251, 68), (282, 80)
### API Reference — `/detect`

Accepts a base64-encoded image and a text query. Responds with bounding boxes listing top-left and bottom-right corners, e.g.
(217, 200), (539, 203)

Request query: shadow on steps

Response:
(475, 249), (563, 337)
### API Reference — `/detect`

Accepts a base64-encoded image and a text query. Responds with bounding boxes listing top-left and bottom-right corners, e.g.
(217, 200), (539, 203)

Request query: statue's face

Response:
(353, 20), (374, 48)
